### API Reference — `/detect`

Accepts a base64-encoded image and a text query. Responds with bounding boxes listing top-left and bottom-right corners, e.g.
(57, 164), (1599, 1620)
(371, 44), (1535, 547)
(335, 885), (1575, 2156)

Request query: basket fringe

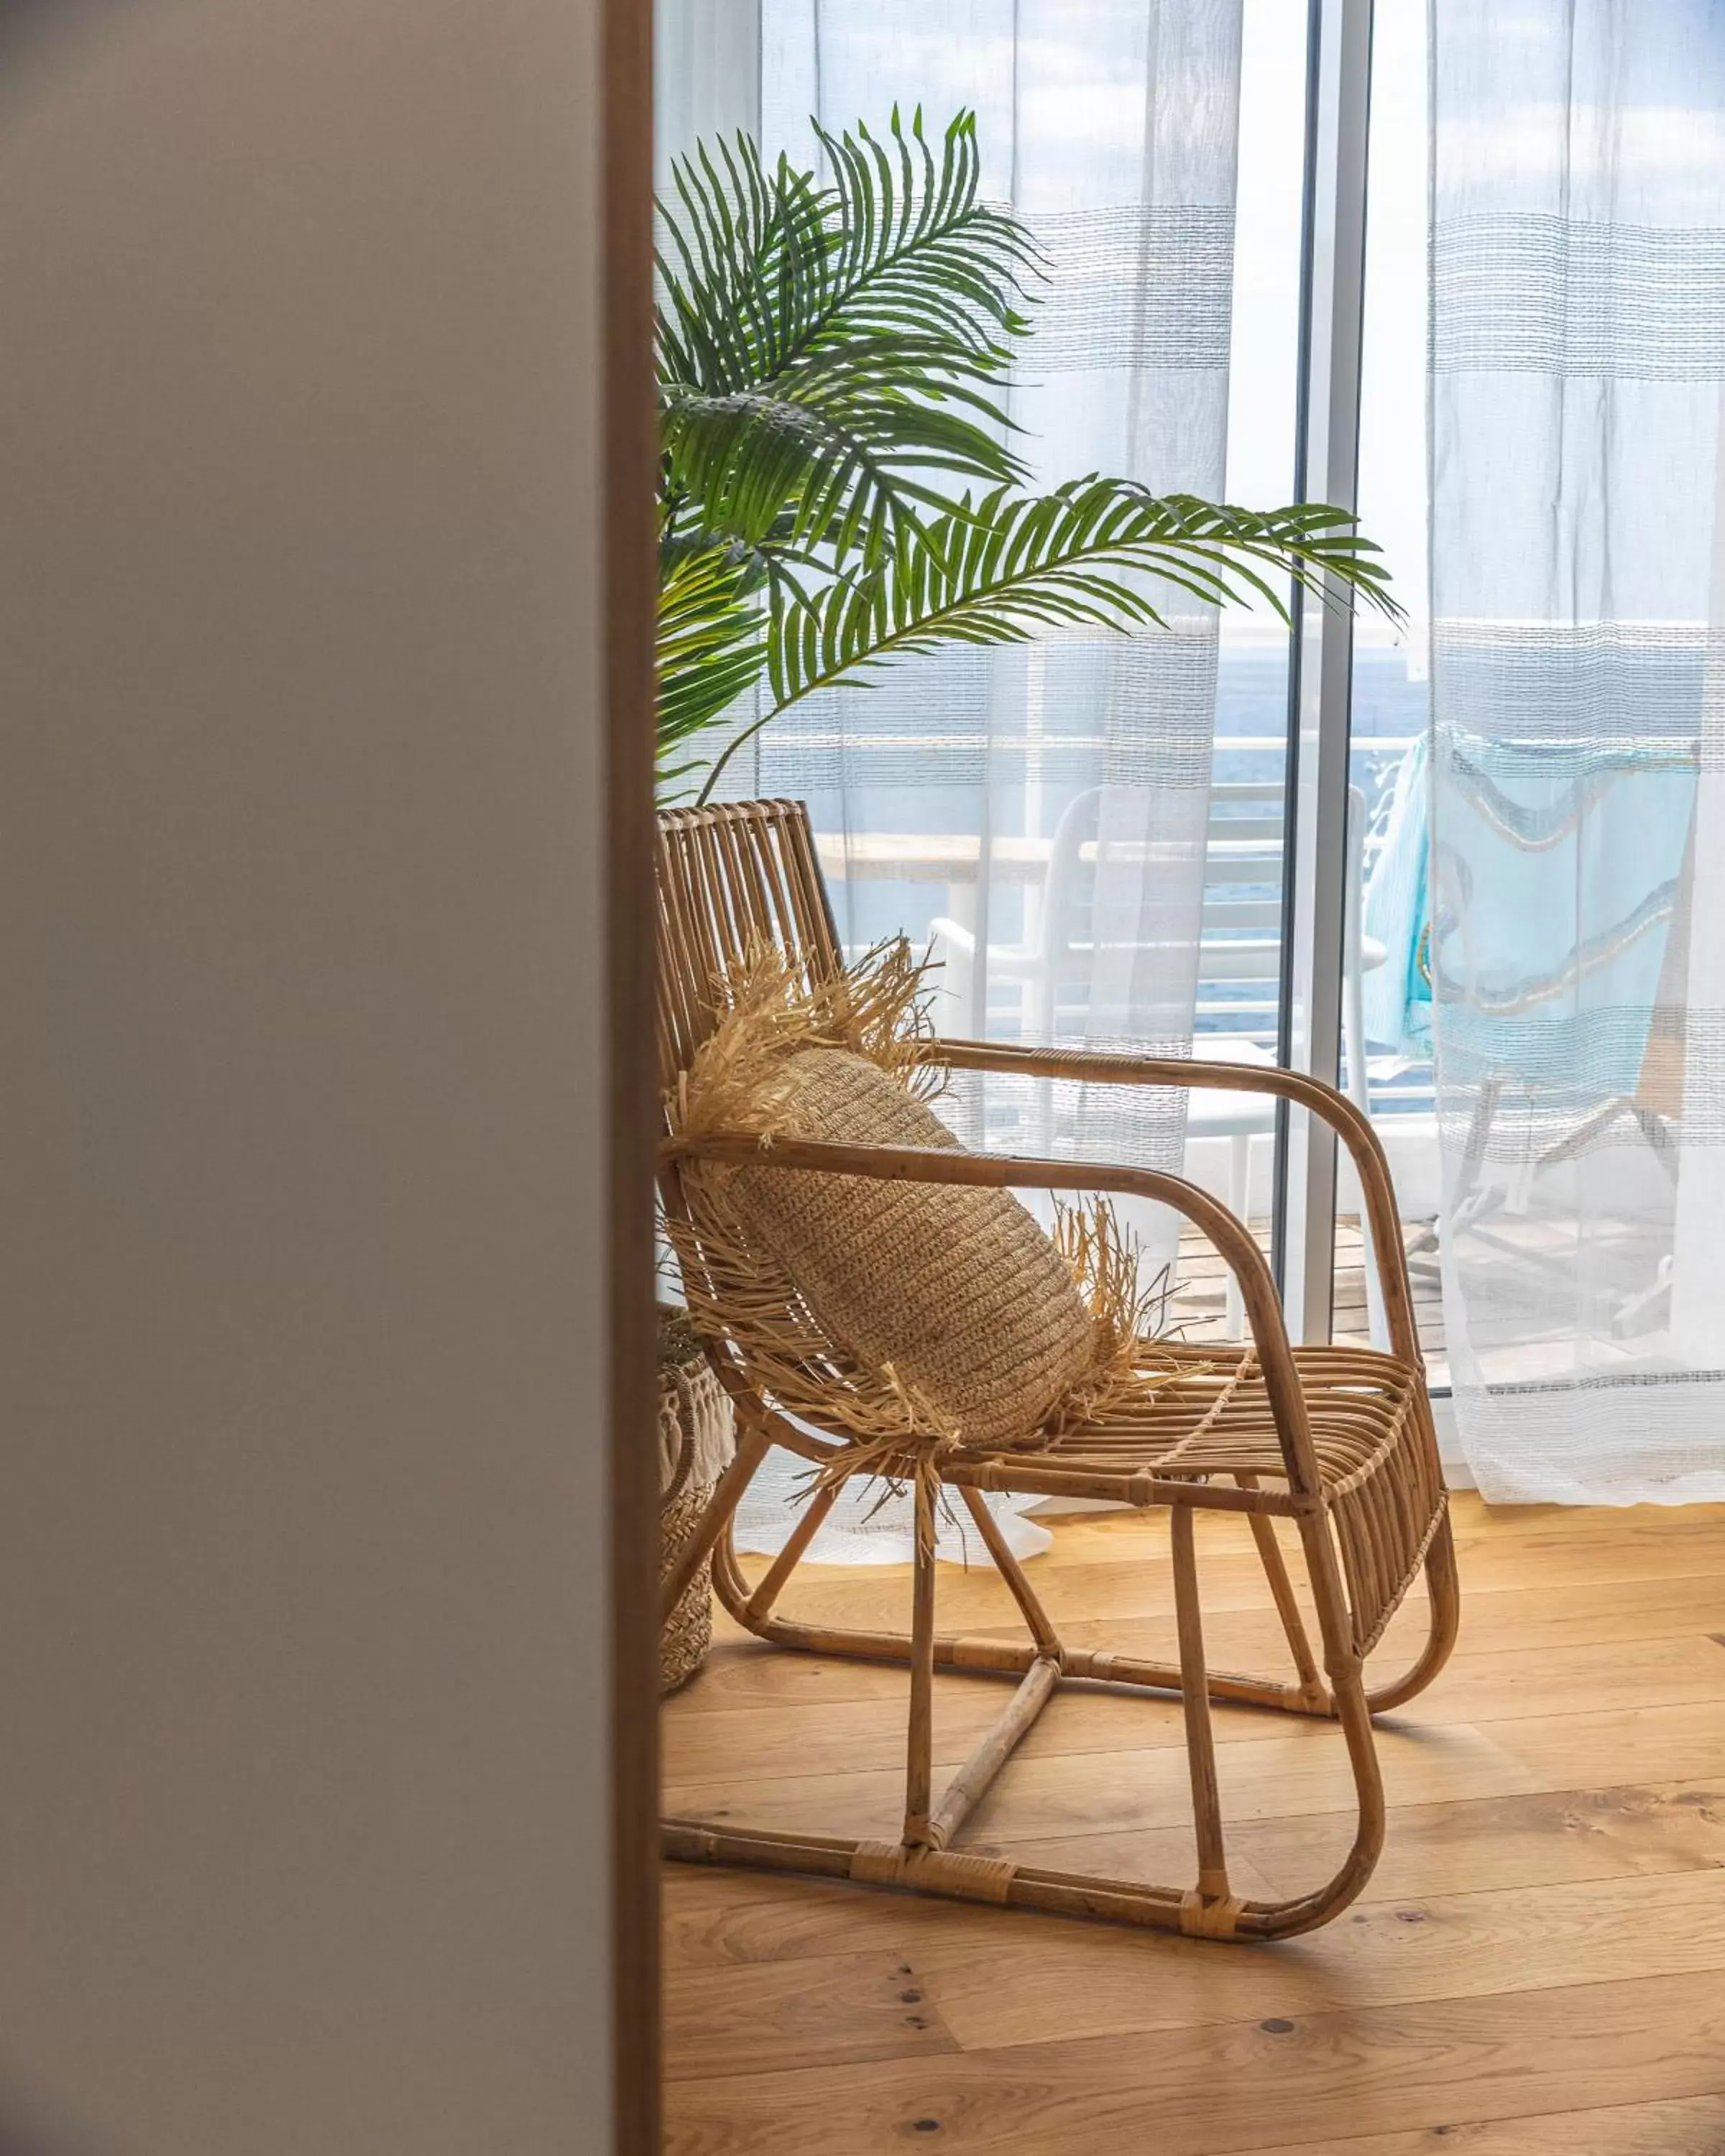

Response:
(665, 939), (1189, 1483)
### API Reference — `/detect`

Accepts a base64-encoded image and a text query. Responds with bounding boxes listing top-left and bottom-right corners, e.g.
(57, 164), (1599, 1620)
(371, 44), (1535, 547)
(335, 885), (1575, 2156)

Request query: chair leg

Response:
(860, 1473), (1063, 1894)
(1171, 1506), (1236, 1926)
(1363, 1505), (1462, 1714)
(1267, 1503), (1388, 1932)
(1235, 1473), (1327, 1708)
(956, 1485), (1065, 1662)
(740, 1483), (839, 1626)
(668, 1487), (1402, 1940)
(903, 1471), (939, 1848)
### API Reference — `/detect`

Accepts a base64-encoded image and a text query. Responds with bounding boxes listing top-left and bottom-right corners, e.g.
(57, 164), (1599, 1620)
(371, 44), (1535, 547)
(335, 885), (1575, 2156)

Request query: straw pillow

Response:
(713, 1046), (1098, 1447)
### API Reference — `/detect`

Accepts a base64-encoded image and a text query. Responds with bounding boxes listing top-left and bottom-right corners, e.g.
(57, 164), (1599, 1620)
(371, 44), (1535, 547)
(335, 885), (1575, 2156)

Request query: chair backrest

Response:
(1033, 782), (1371, 1053)
(656, 799), (844, 1095)
(1034, 785), (1105, 977)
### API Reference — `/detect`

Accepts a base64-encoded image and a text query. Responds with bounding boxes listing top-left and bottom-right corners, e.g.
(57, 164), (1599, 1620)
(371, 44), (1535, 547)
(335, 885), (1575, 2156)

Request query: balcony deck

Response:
(1174, 1214), (1448, 1384)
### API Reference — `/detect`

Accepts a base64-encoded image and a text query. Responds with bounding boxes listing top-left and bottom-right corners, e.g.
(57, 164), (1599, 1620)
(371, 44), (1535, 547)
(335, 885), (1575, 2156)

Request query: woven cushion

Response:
(718, 1047), (1097, 1447)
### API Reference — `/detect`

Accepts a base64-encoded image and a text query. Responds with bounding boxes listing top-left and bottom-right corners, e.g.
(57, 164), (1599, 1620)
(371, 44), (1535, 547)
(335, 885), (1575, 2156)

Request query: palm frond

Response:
(656, 110), (1041, 395)
(656, 134), (831, 393)
(655, 544), (767, 791)
(798, 107), (1041, 370)
(656, 111), (1041, 567)
(694, 481), (1402, 801)
(661, 364), (1023, 561)
(655, 108), (1407, 811)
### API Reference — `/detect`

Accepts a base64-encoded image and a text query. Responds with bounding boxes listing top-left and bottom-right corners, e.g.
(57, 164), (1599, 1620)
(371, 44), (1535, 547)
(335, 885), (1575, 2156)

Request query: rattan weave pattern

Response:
(653, 799), (1460, 1942)
(656, 1318), (733, 1694)
(1021, 1342), (1445, 1657)
(695, 1047), (1098, 1448)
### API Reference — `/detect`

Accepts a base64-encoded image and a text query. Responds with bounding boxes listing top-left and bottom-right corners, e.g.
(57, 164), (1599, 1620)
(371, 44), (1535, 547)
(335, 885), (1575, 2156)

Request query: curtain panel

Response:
(1430, 0), (1725, 1501)
(743, 0), (1243, 1188)
(668, 0), (1248, 1556)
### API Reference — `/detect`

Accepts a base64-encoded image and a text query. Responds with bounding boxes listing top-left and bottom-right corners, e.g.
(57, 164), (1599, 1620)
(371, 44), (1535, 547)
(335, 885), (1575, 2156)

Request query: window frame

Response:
(1271, 0), (1377, 1343)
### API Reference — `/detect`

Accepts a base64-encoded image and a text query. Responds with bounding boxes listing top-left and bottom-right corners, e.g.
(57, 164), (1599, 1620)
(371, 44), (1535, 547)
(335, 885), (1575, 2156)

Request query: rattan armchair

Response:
(657, 798), (1458, 1941)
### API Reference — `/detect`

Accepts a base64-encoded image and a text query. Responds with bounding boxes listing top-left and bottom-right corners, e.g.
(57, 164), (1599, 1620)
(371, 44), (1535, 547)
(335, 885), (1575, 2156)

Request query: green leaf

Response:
(656, 111), (1041, 574)
(696, 480), (1403, 801)
(655, 544), (768, 788)
(656, 111), (1041, 394)
(661, 369), (1023, 559)
(653, 107), (1406, 798)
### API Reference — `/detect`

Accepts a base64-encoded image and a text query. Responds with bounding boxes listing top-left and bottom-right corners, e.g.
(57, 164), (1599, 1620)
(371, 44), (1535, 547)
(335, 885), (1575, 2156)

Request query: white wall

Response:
(0, 4), (625, 2150)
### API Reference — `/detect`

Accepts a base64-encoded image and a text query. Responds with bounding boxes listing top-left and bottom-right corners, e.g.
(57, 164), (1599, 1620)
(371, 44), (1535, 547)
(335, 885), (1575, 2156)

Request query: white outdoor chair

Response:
(929, 783), (1389, 1344)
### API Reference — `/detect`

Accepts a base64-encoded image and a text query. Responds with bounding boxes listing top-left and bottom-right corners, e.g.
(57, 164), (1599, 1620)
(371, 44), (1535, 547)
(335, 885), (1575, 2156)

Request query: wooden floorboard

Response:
(1238, 2101), (1725, 2156)
(668, 1867), (1725, 2063)
(662, 1493), (1725, 2154)
(666, 1971), (1725, 2155)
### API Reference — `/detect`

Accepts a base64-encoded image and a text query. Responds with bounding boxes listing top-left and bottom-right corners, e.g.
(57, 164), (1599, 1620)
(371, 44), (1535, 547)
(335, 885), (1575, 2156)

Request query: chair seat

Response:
(942, 1340), (1441, 1659)
(950, 1340), (1414, 1490)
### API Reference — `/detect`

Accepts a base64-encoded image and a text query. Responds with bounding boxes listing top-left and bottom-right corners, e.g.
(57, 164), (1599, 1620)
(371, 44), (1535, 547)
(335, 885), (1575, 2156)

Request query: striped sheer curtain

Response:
(1430, 0), (1725, 1501)
(735, 3), (1246, 1558)
(656, 1), (1247, 1556)
(740, 0), (1244, 1193)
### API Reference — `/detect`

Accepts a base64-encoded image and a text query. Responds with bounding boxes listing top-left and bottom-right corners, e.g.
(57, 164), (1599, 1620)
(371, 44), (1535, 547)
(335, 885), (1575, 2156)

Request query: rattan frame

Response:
(656, 798), (1458, 1941)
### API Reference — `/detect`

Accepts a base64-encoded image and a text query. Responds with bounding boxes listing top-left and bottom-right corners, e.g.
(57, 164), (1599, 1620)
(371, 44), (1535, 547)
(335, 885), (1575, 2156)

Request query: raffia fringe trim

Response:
(665, 939), (1193, 1496)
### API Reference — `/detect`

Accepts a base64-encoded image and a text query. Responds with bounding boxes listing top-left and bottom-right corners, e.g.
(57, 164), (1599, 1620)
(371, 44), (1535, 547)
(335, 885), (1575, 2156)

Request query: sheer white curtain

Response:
(655, 0), (761, 188)
(712, 2), (1248, 1558)
(746, 0), (1242, 1125)
(1430, 0), (1725, 1501)
(655, 2), (1246, 1555)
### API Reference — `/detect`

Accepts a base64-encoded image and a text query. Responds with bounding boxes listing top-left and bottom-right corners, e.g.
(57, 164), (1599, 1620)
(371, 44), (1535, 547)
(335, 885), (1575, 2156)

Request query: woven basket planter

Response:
(658, 1307), (734, 1695)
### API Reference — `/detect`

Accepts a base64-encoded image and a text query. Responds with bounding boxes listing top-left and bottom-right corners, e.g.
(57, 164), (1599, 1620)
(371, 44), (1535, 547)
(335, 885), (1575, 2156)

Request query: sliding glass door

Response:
(1171, 0), (1308, 1345)
(1332, 2), (1443, 1372)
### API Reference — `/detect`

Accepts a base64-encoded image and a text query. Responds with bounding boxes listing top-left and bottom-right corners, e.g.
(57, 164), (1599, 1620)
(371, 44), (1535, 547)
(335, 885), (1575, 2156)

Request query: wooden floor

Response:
(662, 1493), (1725, 2154)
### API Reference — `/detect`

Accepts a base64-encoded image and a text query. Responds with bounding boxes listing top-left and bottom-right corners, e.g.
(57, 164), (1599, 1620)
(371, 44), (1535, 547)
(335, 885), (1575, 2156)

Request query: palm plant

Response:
(656, 108), (1399, 803)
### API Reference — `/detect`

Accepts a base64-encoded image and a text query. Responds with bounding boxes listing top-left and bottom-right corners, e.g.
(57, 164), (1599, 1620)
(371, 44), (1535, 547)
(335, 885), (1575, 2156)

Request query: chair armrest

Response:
(924, 1037), (1420, 1365)
(926, 916), (977, 956)
(925, 917), (978, 1028)
(658, 1128), (1325, 1498)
